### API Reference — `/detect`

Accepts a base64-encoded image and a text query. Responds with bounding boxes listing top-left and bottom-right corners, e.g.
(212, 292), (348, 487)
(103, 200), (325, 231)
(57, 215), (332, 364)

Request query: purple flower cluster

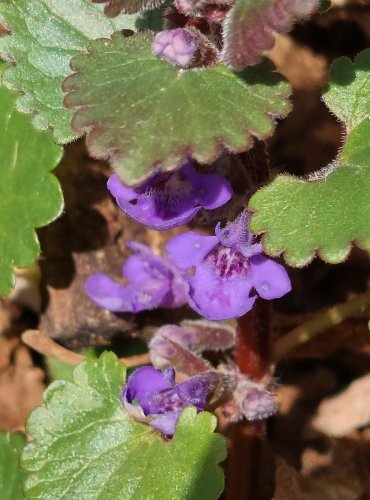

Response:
(152, 28), (218, 69)
(86, 210), (290, 320)
(153, 28), (199, 68)
(121, 365), (216, 436)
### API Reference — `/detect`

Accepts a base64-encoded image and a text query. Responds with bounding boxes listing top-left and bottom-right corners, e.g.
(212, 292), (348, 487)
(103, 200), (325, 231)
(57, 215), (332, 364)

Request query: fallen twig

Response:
(22, 329), (150, 368)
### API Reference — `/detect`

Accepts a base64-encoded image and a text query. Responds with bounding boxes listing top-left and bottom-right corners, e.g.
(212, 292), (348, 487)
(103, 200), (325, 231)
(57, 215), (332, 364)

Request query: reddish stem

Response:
(236, 300), (271, 380)
(226, 300), (271, 500)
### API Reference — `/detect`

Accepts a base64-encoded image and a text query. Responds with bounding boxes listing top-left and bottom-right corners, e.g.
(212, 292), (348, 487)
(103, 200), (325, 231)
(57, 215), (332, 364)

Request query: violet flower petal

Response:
(250, 254), (292, 300)
(166, 232), (218, 269)
(122, 366), (174, 415)
(185, 262), (257, 320)
(182, 162), (233, 210)
(126, 241), (187, 308)
(150, 412), (181, 436)
(122, 254), (162, 284)
(107, 174), (136, 201)
(175, 373), (217, 411)
(85, 273), (133, 312)
(85, 273), (169, 313)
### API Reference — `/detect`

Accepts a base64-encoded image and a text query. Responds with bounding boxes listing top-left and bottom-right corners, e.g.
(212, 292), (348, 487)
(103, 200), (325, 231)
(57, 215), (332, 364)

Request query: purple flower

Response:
(121, 365), (217, 436)
(166, 211), (291, 320)
(153, 28), (199, 68)
(108, 159), (232, 231)
(85, 241), (186, 313)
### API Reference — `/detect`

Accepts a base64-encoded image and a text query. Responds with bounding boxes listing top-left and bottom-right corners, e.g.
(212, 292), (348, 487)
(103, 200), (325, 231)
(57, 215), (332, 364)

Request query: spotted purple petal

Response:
(185, 260), (257, 320)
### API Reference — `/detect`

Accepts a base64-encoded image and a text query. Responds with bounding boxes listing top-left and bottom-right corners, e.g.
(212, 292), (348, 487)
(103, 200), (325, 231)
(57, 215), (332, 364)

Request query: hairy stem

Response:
(273, 290), (370, 361)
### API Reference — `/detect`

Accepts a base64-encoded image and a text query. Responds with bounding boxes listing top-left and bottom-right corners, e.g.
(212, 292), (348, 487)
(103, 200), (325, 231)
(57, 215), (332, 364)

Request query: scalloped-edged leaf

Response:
(249, 49), (370, 266)
(63, 32), (291, 184)
(222, 0), (319, 70)
(0, 0), (139, 144)
(0, 432), (26, 500)
(21, 352), (226, 500)
(0, 84), (63, 296)
(92, 0), (165, 16)
(249, 165), (370, 266)
(324, 49), (370, 132)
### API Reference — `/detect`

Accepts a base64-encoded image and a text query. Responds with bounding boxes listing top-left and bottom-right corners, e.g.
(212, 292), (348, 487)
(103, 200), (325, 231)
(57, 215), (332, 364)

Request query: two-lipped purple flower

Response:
(85, 241), (186, 313)
(107, 159), (232, 231)
(166, 211), (291, 320)
(121, 365), (216, 436)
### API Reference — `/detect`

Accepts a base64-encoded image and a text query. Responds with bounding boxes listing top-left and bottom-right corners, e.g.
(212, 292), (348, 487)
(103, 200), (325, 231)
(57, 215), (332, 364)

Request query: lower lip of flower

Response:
(206, 244), (250, 279)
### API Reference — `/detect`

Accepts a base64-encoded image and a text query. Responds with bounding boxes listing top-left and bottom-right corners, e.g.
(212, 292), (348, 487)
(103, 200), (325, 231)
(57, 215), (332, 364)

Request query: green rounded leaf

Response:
(63, 32), (291, 184)
(21, 352), (226, 499)
(249, 49), (370, 267)
(0, 84), (63, 295)
(249, 165), (370, 266)
(0, 0), (139, 143)
(0, 432), (26, 500)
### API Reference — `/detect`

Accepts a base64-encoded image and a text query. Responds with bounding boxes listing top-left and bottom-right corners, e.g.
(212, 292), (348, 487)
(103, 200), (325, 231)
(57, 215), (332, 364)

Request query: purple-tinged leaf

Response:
(222, 0), (319, 70)
(63, 32), (291, 185)
(180, 319), (236, 352)
(150, 325), (212, 374)
(221, 374), (277, 422)
(149, 325), (210, 376)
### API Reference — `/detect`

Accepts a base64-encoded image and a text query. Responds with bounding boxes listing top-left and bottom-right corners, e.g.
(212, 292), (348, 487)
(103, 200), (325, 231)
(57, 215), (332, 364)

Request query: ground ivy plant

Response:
(0, 0), (369, 498)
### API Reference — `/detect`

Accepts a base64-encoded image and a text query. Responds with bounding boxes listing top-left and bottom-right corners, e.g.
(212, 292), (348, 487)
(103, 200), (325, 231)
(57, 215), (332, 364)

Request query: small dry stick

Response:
(22, 329), (150, 368)
(273, 290), (370, 361)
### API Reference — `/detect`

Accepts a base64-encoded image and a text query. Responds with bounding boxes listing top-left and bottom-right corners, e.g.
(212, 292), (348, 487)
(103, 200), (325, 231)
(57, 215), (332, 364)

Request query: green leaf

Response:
(0, 85), (63, 295)
(0, 432), (26, 500)
(324, 49), (370, 131)
(63, 32), (291, 184)
(249, 49), (370, 266)
(21, 352), (226, 500)
(249, 165), (370, 266)
(341, 118), (370, 167)
(0, 0), (139, 144)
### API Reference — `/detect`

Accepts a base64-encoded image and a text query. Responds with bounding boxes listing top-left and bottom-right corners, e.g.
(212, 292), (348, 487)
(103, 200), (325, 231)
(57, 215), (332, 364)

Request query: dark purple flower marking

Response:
(166, 210), (291, 320)
(85, 241), (186, 313)
(121, 365), (217, 436)
(108, 159), (232, 231)
(152, 28), (199, 68)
